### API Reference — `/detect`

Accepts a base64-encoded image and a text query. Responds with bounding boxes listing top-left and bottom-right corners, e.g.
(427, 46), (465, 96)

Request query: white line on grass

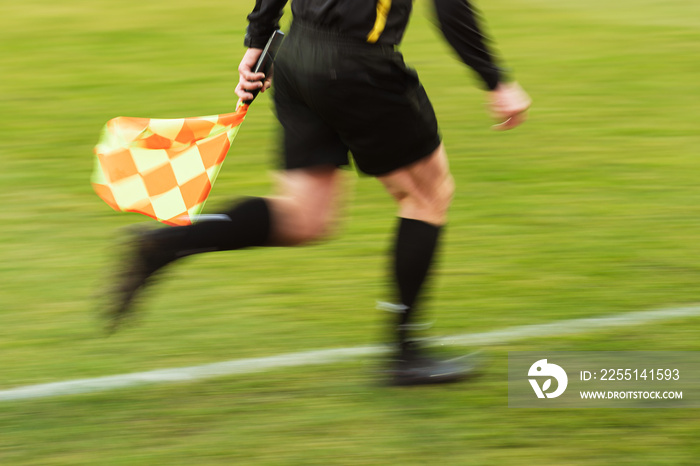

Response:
(1, 305), (699, 402)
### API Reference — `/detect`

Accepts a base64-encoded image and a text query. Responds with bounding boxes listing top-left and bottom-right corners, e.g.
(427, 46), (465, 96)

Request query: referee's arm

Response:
(432, 0), (505, 90)
(238, 0), (287, 100)
(433, 0), (531, 129)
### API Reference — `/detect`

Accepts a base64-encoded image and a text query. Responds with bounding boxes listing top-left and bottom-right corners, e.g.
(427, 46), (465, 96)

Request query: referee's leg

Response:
(377, 144), (462, 382)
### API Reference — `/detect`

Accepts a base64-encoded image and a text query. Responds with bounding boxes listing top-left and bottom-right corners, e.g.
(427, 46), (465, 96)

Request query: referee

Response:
(105, 0), (531, 386)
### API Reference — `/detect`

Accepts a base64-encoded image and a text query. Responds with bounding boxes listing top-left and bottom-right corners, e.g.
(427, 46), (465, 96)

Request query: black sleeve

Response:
(433, 0), (505, 90)
(244, 0), (288, 48)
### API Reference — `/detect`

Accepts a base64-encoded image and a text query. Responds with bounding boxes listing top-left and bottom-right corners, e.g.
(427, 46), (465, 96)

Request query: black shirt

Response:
(244, 0), (504, 90)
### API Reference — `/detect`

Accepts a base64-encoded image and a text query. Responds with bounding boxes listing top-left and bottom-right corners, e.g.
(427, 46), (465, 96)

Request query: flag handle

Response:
(242, 30), (285, 105)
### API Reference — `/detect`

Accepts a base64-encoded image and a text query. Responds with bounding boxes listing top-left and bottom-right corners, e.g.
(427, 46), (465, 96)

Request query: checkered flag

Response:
(91, 31), (284, 226)
(92, 107), (248, 226)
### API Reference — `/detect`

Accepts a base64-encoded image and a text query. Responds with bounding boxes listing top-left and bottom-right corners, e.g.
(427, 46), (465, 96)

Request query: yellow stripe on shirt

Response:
(367, 0), (392, 43)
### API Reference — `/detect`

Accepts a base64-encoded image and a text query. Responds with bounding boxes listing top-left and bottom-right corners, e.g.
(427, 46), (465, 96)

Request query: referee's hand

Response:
(489, 82), (532, 131)
(235, 48), (272, 101)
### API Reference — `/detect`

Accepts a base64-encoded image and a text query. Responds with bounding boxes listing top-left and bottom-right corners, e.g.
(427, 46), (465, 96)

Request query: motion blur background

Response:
(1, 0), (699, 463)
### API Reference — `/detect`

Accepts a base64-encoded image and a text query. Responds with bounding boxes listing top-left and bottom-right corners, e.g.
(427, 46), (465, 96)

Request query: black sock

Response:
(392, 218), (442, 353)
(150, 197), (272, 257)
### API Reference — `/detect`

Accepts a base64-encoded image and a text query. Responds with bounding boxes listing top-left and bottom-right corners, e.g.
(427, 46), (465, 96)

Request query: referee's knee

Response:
(289, 216), (333, 245)
(269, 206), (335, 246)
(426, 173), (455, 224)
(409, 172), (455, 225)
(437, 173), (455, 216)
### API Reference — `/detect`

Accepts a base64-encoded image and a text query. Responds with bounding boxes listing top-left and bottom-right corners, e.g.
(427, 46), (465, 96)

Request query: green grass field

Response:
(2, 0), (700, 464)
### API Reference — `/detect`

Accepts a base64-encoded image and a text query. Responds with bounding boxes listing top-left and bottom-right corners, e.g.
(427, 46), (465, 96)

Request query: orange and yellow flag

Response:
(92, 104), (249, 226)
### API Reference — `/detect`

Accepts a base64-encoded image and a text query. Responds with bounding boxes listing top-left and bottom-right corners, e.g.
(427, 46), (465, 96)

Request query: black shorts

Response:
(273, 21), (441, 176)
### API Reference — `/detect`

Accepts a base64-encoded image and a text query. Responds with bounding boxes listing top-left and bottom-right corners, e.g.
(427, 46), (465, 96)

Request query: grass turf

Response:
(1, 0), (699, 464)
